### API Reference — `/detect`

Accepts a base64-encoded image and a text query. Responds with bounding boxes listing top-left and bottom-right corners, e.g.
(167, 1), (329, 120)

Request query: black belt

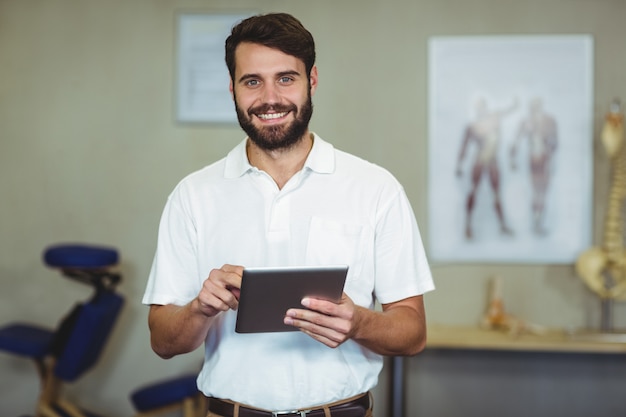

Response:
(207, 393), (370, 417)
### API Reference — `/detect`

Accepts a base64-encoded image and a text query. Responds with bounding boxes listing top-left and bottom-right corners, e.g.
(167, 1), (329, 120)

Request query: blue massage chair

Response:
(130, 372), (206, 417)
(0, 244), (124, 417)
(0, 244), (204, 417)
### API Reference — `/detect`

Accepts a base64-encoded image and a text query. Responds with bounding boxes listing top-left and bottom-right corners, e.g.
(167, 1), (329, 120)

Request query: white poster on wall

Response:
(176, 12), (254, 124)
(428, 35), (593, 263)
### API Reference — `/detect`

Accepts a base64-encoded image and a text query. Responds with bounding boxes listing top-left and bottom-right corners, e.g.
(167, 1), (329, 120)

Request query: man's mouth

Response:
(257, 112), (289, 120)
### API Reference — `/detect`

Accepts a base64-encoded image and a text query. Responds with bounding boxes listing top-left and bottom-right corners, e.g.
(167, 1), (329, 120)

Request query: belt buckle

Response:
(272, 410), (311, 417)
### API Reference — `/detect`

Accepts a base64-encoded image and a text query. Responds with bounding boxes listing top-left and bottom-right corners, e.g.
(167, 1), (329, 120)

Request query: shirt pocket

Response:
(305, 217), (366, 279)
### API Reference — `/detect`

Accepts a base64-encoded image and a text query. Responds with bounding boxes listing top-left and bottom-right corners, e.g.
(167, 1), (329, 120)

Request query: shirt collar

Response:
(223, 132), (335, 178)
(223, 139), (251, 178)
(304, 133), (335, 174)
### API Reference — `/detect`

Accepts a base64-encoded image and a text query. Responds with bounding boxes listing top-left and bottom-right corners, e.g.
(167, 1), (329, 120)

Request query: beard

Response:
(234, 92), (313, 152)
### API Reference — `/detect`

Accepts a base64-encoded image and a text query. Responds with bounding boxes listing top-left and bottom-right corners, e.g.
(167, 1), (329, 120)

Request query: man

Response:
(510, 97), (558, 235)
(143, 13), (434, 417)
(456, 97), (517, 239)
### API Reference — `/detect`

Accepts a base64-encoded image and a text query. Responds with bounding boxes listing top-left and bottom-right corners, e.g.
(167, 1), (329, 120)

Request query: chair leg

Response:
(134, 395), (206, 417)
(56, 398), (89, 417)
(37, 360), (61, 417)
(34, 358), (50, 388)
(135, 402), (191, 417)
(36, 361), (88, 417)
(38, 404), (60, 417)
(195, 394), (208, 417)
(182, 397), (196, 417)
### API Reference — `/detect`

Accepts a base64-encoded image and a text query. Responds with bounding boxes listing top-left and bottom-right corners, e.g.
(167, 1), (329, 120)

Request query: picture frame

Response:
(175, 11), (255, 124)
(427, 35), (594, 263)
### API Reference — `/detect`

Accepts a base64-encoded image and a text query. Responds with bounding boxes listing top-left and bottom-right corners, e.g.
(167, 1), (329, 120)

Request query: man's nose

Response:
(260, 83), (280, 104)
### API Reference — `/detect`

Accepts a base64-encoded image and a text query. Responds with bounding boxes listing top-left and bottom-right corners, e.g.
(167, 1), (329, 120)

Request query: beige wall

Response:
(1, 0), (625, 416)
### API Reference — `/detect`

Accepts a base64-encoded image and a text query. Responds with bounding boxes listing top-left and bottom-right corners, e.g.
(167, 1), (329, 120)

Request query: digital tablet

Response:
(235, 265), (349, 333)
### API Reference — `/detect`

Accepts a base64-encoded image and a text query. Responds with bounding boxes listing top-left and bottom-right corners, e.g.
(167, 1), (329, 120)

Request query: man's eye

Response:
(279, 77), (294, 84)
(245, 80), (260, 87)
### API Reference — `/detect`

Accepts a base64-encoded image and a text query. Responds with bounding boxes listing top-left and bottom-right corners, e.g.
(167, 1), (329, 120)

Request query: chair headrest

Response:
(43, 244), (121, 290)
(44, 244), (119, 269)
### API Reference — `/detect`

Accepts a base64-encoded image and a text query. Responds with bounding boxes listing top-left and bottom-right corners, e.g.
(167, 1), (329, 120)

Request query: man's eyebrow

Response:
(276, 70), (301, 78)
(237, 73), (260, 84)
(237, 70), (302, 84)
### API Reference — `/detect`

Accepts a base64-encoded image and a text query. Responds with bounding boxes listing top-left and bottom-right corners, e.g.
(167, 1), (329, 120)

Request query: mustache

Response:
(248, 103), (297, 116)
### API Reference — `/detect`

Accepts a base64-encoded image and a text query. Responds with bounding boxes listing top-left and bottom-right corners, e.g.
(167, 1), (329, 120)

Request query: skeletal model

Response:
(576, 99), (626, 301)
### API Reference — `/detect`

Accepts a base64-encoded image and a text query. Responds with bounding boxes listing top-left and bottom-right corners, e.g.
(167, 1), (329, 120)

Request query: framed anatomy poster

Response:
(428, 35), (593, 263)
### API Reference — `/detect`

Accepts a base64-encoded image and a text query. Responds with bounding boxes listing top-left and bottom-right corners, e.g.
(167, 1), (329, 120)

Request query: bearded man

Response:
(143, 13), (434, 417)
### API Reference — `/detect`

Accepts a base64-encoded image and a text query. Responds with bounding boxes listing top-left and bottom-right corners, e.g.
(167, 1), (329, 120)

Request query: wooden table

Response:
(426, 324), (626, 353)
(388, 324), (626, 417)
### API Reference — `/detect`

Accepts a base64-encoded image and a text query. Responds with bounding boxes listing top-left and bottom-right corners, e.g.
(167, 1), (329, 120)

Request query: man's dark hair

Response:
(225, 13), (316, 81)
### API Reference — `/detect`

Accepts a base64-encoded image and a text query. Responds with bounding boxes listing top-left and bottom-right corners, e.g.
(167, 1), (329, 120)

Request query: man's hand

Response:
(148, 264), (244, 359)
(284, 294), (427, 356)
(195, 264), (243, 317)
(283, 293), (361, 348)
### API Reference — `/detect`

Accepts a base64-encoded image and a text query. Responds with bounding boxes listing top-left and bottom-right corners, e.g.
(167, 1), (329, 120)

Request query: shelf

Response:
(426, 324), (626, 354)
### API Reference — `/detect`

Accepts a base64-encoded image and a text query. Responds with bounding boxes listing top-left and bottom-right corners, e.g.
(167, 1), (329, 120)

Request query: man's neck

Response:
(246, 132), (314, 190)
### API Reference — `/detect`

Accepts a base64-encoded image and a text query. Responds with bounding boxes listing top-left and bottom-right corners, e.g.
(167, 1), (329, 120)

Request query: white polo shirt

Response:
(143, 133), (434, 410)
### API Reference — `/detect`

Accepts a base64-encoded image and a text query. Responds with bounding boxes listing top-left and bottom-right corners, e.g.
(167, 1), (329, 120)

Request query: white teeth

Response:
(258, 112), (287, 120)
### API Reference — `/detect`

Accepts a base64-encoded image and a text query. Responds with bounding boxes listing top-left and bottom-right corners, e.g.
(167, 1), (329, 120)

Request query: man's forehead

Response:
(234, 43), (305, 75)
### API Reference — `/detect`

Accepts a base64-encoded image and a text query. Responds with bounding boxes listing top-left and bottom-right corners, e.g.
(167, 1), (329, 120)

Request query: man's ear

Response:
(229, 79), (234, 100)
(309, 65), (318, 96)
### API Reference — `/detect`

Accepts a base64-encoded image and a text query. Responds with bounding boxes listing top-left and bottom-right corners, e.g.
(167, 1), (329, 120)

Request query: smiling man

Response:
(143, 13), (434, 417)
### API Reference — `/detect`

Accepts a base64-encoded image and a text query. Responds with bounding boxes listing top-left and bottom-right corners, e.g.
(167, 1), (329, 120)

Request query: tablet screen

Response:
(235, 265), (348, 333)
